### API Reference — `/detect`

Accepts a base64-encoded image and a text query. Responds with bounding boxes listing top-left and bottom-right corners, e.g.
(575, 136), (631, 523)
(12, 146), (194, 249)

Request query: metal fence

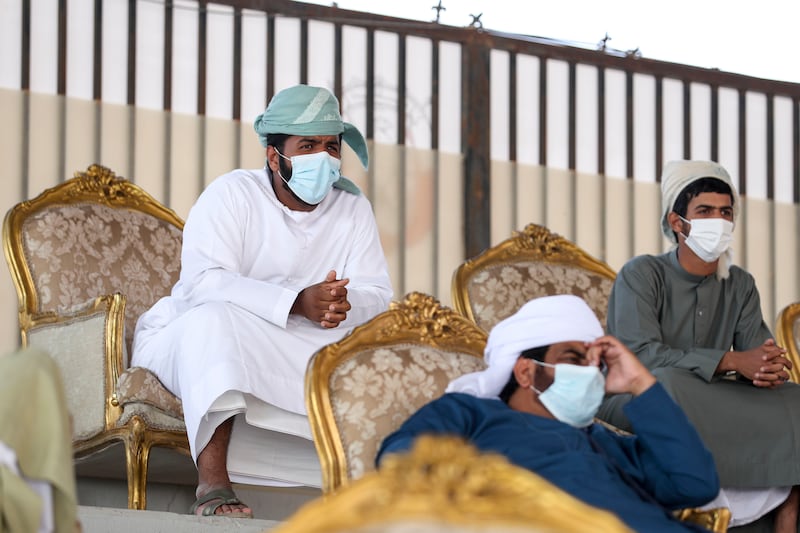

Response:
(1, 0), (799, 354)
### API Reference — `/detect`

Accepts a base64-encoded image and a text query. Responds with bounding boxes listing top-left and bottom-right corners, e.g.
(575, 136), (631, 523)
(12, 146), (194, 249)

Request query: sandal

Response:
(189, 487), (253, 518)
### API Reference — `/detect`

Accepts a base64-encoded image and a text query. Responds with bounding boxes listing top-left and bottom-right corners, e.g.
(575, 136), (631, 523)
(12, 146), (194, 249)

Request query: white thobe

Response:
(131, 168), (393, 467)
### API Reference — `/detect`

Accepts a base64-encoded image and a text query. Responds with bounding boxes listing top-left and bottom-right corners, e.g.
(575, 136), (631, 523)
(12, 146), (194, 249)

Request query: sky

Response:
(302, 0), (800, 84)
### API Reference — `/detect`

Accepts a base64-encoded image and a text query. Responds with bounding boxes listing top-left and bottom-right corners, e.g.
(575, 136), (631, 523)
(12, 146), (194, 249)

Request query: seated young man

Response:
(376, 295), (720, 533)
(600, 160), (800, 532)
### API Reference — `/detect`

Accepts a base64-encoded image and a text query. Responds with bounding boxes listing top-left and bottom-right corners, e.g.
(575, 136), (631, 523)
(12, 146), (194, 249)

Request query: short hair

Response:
(498, 345), (550, 404)
(670, 177), (734, 240)
(266, 133), (291, 152)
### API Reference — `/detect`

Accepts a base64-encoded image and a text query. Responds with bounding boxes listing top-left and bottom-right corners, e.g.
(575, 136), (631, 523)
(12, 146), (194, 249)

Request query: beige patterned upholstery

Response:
(3, 164), (190, 510)
(776, 302), (800, 384)
(452, 223), (617, 333)
(305, 292), (488, 493)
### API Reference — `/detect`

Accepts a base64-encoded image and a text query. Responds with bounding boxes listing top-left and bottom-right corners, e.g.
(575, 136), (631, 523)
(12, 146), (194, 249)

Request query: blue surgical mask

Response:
(531, 361), (606, 428)
(274, 148), (341, 205)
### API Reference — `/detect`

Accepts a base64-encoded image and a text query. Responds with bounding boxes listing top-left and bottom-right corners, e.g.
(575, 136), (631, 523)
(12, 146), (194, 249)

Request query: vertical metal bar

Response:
(127, 0), (138, 182)
(232, 7), (242, 170)
(57, 0), (67, 182)
(397, 35), (406, 146)
(683, 80), (691, 159)
(334, 23), (342, 102)
(266, 14), (275, 101)
(93, 0), (103, 165)
(510, 52), (518, 230)
(655, 76), (663, 182)
(431, 38), (440, 298)
(397, 33), (407, 295)
(625, 71), (633, 179)
(737, 89), (747, 269)
(738, 89), (747, 196)
(57, 0), (67, 95)
(710, 85), (719, 162)
(127, 0), (137, 106)
(462, 36), (491, 259)
(299, 18), (308, 85)
(794, 98), (800, 205)
(197, 0), (207, 192)
(163, 0), (174, 205)
(597, 66), (605, 176)
(21, 0), (30, 197)
(567, 61), (575, 170)
(163, 1), (173, 111)
(93, 0), (102, 100)
(767, 94), (775, 201)
(232, 7), (242, 118)
(21, 0), (30, 90)
(366, 29), (375, 141)
(539, 58), (547, 168)
(197, 0), (207, 116)
(366, 29), (375, 204)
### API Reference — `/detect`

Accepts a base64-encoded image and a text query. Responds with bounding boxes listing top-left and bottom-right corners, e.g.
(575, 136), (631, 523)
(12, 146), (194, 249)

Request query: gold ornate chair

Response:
(775, 302), (800, 383)
(451, 223), (617, 332)
(273, 435), (634, 533)
(305, 292), (488, 494)
(3, 164), (190, 510)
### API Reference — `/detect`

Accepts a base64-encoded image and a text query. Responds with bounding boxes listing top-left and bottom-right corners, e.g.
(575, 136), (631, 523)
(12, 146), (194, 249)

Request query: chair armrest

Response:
(22, 293), (127, 440)
(116, 367), (184, 419)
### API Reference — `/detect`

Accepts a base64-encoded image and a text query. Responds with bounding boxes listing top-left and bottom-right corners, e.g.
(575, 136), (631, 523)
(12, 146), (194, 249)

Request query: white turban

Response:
(446, 295), (604, 398)
(660, 160), (740, 279)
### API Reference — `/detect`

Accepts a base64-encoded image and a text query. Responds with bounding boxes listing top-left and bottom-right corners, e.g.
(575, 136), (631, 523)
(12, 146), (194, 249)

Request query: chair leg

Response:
(123, 416), (150, 510)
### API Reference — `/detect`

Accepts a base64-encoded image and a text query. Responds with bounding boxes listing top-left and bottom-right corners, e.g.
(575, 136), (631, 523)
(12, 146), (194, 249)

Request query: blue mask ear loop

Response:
(272, 147), (293, 184)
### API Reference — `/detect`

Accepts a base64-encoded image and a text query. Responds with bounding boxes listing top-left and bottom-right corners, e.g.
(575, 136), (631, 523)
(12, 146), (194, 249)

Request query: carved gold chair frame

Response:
(274, 435), (635, 533)
(776, 302), (800, 384)
(305, 292), (488, 494)
(3, 164), (190, 509)
(451, 222), (617, 332)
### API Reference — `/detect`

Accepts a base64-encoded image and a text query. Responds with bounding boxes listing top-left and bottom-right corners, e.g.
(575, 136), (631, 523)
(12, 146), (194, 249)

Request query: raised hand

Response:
(587, 335), (656, 396)
(292, 270), (352, 328)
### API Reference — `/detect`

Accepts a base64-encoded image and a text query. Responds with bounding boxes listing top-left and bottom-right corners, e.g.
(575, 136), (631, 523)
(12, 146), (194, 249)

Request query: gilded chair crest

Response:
(452, 223), (617, 332)
(274, 435), (634, 533)
(776, 302), (800, 383)
(2, 164), (190, 510)
(305, 292), (488, 493)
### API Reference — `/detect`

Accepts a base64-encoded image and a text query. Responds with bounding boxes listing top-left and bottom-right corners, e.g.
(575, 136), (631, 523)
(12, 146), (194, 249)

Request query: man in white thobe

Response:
(132, 84), (393, 518)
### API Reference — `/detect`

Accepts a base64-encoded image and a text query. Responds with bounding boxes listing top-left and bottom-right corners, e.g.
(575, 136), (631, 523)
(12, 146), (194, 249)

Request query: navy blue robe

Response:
(377, 383), (719, 533)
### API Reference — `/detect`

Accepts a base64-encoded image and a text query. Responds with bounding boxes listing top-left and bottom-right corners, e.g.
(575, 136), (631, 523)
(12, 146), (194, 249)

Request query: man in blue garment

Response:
(376, 295), (720, 533)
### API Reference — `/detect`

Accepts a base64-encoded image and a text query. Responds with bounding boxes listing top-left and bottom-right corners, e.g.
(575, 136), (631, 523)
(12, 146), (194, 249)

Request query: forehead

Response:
(687, 192), (733, 209)
(544, 341), (587, 361)
(285, 134), (339, 145)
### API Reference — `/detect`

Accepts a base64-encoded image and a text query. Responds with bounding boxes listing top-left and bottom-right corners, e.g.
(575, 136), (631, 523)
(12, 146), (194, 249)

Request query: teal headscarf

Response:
(254, 85), (369, 170)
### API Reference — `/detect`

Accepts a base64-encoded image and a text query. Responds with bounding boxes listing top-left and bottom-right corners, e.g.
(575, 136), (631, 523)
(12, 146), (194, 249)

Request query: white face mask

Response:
(274, 148), (341, 205)
(531, 361), (606, 428)
(679, 216), (734, 263)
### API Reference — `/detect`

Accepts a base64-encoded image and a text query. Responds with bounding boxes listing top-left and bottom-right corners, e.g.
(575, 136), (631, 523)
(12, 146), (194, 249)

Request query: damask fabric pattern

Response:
(467, 263), (614, 331)
(21, 203), (183, 356)
(116, 367), (184, 419)
(328, 344), (487, 480)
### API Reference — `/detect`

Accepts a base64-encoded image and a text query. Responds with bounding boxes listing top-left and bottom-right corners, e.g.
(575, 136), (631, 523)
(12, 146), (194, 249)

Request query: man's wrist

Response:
(628, 374), (657, 396)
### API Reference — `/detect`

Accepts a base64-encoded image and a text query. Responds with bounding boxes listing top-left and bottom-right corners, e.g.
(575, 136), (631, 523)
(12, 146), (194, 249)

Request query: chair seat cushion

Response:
(116, 367), (184, 421)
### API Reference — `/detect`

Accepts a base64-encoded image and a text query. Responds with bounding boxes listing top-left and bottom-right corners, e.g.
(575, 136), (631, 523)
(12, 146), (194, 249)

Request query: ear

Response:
(512, 358), (537, 389)
(266, 146), (280, 172)
(667, 211), (684, 236)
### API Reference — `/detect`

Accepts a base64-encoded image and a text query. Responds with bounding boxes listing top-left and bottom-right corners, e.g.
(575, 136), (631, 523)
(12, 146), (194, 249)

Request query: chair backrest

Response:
(305, 292), (488, 493)
(273, 435), (633, 533)
(3, 164), (184, 359)
(776, 302), (800, 383)
(451, 223), (616, 332)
